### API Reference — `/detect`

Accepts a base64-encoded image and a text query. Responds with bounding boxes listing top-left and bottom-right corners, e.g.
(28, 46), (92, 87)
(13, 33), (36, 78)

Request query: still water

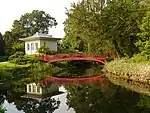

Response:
(1, 61), (150, 113)
(1, 76), (150, 113)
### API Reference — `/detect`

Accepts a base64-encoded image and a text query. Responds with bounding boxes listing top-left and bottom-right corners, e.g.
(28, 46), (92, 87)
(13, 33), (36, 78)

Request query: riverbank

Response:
(105, 59), (150, 84)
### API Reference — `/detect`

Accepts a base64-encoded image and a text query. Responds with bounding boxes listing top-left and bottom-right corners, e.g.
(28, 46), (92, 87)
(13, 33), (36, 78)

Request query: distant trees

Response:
(3, 10), (57, 56)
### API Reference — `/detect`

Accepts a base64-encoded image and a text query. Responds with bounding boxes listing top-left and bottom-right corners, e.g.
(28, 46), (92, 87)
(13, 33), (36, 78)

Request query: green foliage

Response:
(135, 10), (150, 61)
(0, 56), (8, 62)
(36, 45), (55, 54)
(131, 53), (150, 63)
(26, 62), (53, 82)
(12, 41), (24, 53)
(8, 52), (40, 65)
(63, 0), (144, 56)
(0, 32), (4, 56)
(0, 105), (6, 113)
(8, 51), (24, 60)
(138, 11), (150, 41)
(8, 51), (24, 65)
(4, 10), (57, 56)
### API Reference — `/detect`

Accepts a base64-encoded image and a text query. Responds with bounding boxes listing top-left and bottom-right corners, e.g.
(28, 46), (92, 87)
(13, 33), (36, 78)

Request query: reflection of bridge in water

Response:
(40, 74), (109, 86)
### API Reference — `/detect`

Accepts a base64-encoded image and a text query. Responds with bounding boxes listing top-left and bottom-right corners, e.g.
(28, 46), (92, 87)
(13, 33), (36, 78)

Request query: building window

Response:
(44, 42), (46, 46)
(29, 85), (32, 92)
(32, 84), (36, 93)
(31, 43), (34, 50)
(37, 84), (40, 93)
(27, 43), (30, 51)
(35, 43), (38, 50)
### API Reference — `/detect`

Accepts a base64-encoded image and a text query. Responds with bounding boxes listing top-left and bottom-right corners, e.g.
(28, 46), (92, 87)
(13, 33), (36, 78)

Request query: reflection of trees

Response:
(53, 61), (104, 77)
(107, 74), (150, 95)
(65, 83), (148, 113)
(137, 94), (150, 112)
(3, 91), (60, 113)
(0, 84), (60, 113)
(0, 105), (6, 113)
(108, 74), (150, 112)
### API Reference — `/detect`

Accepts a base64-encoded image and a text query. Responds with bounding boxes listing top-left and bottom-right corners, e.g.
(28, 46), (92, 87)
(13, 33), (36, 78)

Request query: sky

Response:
(0, 0), (79, 38)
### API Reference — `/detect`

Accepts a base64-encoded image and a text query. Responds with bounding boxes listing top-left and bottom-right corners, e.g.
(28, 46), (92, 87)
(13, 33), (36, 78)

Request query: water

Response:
(1, 76), (150, 113)
(1, 61), (150, 113)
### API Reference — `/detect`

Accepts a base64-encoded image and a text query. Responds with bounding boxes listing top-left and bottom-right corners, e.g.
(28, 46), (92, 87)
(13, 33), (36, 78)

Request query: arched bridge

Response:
(35, 53), (109, 64)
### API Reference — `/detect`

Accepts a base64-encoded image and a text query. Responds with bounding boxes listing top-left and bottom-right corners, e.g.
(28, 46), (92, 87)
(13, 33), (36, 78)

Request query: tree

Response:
(134, 10), (150, 61)
(3, 31), (15, 56)
(4, 10), (57, 56)
(63, 0), (145, 56)
(138, 11), (150, 41)
(0, 33), (4, 56)
(64, 1), (107, 53)
(12, 10), (57, 37)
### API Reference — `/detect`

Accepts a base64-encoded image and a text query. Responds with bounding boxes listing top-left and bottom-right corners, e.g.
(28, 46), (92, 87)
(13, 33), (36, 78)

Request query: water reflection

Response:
(107, 73), (150, 96)
(0, 82), (62, 113)
(2, 74), (150, 112)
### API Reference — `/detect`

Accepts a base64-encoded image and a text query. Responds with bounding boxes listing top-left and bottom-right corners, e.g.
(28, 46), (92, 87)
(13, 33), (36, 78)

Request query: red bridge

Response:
(35, 53), (113, 64)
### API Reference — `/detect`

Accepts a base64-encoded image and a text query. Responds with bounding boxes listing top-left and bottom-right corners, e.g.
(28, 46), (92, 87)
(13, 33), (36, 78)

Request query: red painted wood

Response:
(35, 53), (107, 64)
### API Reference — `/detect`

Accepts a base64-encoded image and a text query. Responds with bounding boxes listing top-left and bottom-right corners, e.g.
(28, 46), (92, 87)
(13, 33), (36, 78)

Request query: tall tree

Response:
(0, 33), (5, 56)
(63, 0), (145, 56)
(12, 10), (57, 37)
(4, 10), (57, 56)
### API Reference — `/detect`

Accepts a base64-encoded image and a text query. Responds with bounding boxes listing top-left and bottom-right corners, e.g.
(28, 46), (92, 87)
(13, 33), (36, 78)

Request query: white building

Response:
(26, 83), (59, 95)
(20, 82), (64, 100)
(20, 32), (61, 55)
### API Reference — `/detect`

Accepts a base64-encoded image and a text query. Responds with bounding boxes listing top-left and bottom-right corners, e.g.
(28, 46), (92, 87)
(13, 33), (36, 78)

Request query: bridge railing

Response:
(34, 51), (117, 62)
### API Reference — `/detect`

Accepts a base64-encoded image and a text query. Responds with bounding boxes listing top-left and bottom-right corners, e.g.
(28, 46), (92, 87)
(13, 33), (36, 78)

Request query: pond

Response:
(1, 61), (150, 113)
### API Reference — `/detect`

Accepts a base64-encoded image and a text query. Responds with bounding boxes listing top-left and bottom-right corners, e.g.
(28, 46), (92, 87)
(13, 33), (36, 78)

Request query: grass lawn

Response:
(0, 61), (29, 70)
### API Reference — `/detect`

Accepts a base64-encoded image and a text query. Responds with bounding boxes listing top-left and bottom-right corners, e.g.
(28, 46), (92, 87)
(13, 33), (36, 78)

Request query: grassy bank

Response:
(0, 61), (29, 70)
(105, 59), (150, 83)
(0, 61), (30, 88)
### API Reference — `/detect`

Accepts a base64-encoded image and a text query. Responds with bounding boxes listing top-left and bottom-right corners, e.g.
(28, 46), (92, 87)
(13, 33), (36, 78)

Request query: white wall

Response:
(25, 39), (58, 55)
(26, 83), (59, 95)
(25, 40), (40, 55)
(27, 83), (42, 95)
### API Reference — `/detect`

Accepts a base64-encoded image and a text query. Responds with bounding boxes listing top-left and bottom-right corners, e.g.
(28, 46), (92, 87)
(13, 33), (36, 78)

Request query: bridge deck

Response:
(35, 53), (107, 64)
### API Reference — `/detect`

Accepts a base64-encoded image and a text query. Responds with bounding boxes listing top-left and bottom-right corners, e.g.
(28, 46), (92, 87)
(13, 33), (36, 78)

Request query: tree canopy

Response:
(0, 32), (5, 56)
(63, 0), (147, 57)
(3, 10), (57, 56)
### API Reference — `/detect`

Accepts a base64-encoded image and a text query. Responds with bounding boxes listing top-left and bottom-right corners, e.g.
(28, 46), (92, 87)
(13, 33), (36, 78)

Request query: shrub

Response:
(36, 45), (56, 55)
(23, 55), (40, 64)
(8, 51), (40, 65)
(106, 57), (114, 62)
(8, 51), (24, 61)
(131, 54), (149, 64)
(0, 56), (8, 62)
